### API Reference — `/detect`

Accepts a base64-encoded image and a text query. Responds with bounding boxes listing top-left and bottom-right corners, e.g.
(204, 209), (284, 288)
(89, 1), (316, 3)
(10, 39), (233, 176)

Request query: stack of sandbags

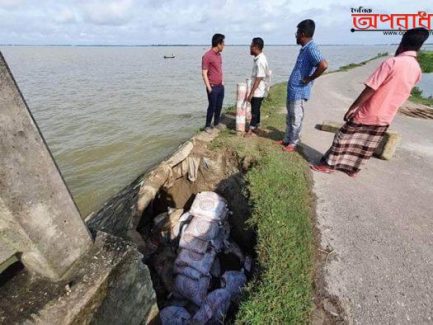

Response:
(160, 192), (248, 324)
(173, 192), (229, 305)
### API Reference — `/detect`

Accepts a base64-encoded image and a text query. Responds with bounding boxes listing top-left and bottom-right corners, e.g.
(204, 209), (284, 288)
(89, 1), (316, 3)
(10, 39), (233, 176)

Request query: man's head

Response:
(396, 28), (430, 55)
(212, 33), (225, 52)
(250, 37), (264, 56)
(296, 19), (315, 45)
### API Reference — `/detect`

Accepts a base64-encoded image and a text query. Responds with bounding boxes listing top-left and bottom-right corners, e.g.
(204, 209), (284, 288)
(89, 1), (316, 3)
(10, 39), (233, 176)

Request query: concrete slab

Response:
(0, 52), (92, 280)
(0, 232), (158, 324)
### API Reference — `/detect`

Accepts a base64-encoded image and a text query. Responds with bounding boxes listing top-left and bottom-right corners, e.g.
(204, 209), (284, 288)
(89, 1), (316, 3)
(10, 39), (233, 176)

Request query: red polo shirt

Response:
(202, 49), (223, 86)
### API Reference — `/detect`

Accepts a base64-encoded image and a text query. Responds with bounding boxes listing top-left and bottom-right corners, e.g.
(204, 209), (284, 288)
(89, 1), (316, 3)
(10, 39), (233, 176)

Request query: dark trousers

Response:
(206, 85), (224, 127)
(250, 97), (264, 128)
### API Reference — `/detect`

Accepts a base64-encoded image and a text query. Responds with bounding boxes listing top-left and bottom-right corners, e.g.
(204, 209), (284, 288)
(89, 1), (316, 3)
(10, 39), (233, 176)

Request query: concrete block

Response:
(0, 240), (18, 274)
(0, 232), (159, 325)
(319, 121), (401, 160)
(0, 52), (92, 280)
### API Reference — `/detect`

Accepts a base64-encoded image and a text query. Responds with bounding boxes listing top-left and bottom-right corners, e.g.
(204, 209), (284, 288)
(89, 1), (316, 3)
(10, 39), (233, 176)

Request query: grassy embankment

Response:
(334, 51), (388, 72)
(411, 50), (433, 107)
(211, 83), (315, 324)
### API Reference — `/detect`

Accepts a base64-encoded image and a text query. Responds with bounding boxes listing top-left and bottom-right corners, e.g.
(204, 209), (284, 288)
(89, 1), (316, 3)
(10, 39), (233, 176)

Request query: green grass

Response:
(407, 51), (433, 107)
(212, 83), (315, 324)
(335, 52), (388, 72)
(418, 51), (433, 73)
(236, 149), (314, 324)
(410, 86), (433, 107)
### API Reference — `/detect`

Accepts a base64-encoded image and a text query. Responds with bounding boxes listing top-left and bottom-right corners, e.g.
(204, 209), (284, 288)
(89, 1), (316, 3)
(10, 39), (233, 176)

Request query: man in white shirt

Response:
(246, 37), (269, 136)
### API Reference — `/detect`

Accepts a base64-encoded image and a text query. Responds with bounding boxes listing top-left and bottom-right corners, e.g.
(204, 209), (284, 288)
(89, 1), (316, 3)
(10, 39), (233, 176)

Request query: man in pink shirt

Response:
(311, 28), (430, 177)
(202, 34), (225, 133)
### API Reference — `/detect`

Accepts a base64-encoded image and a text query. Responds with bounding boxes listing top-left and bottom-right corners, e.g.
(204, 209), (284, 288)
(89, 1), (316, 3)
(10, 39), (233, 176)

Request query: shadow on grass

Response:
(298, 143), (324, 165)
(262, 126), (284, 141)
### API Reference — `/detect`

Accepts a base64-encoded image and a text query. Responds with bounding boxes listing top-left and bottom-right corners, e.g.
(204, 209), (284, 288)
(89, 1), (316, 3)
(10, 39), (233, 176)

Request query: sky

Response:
(0, 0), (432, 45)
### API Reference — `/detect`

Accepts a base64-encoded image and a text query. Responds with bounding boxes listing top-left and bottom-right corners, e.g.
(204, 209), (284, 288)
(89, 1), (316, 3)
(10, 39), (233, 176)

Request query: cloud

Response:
(0, 0), (23, 9)
(54, 8), (77, 24)
(79, 0), (135, 26)
(0, 0), (431, 45)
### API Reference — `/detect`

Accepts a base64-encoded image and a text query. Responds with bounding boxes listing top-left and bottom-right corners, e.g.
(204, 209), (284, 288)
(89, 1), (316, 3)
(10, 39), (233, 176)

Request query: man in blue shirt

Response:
(279, 19), (328, 152)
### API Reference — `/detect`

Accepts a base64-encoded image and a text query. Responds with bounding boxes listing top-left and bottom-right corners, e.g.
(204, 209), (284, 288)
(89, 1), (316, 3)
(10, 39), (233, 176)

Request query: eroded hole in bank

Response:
(0, 260), (25, 287)
(137, 150), (257, 324)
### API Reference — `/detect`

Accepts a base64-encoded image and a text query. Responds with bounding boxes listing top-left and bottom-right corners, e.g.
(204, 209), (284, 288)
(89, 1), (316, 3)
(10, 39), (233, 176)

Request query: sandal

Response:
(310, 164), (334, 174)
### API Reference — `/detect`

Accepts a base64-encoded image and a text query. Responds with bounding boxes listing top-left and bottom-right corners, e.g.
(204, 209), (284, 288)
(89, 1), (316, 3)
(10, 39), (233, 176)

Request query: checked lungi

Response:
(323, 121), (388, 174)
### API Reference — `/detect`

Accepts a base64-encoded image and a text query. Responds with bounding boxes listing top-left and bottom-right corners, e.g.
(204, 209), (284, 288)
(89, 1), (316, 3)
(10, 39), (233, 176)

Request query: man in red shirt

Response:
(311, 28), (429, 177)
(202, 34), (225, 133)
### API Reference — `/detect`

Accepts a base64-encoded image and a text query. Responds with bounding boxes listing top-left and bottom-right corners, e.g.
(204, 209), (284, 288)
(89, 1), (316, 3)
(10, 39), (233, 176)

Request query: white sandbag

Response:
(183, 216), (221, 240)
(160, 306), (191, 325)
(192, 288), (232, 324)
(174, 274), (210, 306)
(221, 270), (247, 300)
(179, 233), (210, 254)
(175, 248), (216, 275)
(173, 264), (204, 281)
(190, 192), (228, 222)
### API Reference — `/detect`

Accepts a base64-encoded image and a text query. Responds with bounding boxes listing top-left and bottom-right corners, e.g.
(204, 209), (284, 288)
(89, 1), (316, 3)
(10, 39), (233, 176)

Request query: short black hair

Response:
(400, 28), (430, 51)
(212, 33), (225, 47)
(252, 37), (264, 50)
(297, 19), (315, 38)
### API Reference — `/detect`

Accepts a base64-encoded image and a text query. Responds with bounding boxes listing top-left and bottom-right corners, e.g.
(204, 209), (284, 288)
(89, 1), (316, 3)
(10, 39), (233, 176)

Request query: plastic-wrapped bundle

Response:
(179, 233), (210, 254)
(221, 270), (247, 300)
(190, 192), (228, 222)
(160, 306), (191, 325)
(173, 264), (204, 281)
(174, 274), (210, 306)
(175, 248), (216, 275)
(236, 82), (247, 133)
(183, 216), (221, 240)
(192, 289), (232, 324)
(245, 78), (252, 123)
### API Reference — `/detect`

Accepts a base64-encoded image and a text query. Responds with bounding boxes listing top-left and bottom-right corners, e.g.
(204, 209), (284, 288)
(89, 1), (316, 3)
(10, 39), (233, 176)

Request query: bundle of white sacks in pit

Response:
(160, 191), (249, 324)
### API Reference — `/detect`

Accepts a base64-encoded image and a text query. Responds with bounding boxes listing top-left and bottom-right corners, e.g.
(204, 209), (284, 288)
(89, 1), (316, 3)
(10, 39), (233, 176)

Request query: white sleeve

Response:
(256, 60), (266, 78)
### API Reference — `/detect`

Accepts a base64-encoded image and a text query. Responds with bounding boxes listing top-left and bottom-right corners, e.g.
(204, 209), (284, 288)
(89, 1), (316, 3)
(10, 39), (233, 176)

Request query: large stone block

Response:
(0, 232), (159, 324)
(318, 121), (401, 160)
(0, 52), (92, 279)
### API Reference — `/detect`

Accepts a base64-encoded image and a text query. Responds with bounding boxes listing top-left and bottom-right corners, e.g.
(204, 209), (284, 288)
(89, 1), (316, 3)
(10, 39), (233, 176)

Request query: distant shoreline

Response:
(2, 43), (429, 47)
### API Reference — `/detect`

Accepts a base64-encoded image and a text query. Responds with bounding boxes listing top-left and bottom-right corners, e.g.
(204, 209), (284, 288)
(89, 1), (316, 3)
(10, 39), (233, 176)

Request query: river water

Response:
(1, 45), (432, 216)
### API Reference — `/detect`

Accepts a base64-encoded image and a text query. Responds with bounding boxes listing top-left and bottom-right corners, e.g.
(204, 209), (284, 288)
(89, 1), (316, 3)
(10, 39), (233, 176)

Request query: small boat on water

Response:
(164, 54), (175, 59)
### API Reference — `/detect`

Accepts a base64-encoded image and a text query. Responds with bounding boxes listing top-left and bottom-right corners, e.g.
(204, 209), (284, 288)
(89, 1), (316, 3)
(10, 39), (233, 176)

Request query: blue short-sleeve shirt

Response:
(287, 40), (324, 101)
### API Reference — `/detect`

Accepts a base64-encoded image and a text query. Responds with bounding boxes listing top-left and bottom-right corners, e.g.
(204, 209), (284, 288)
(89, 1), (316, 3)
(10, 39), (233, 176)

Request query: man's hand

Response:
(344, 107), (358, 122)
(207, 86), (212, 94)
(302, 76), (313, 84)
(343, 85), (376, 122)
(302, 60), (328, 85)
(247, 93), (253, 102)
